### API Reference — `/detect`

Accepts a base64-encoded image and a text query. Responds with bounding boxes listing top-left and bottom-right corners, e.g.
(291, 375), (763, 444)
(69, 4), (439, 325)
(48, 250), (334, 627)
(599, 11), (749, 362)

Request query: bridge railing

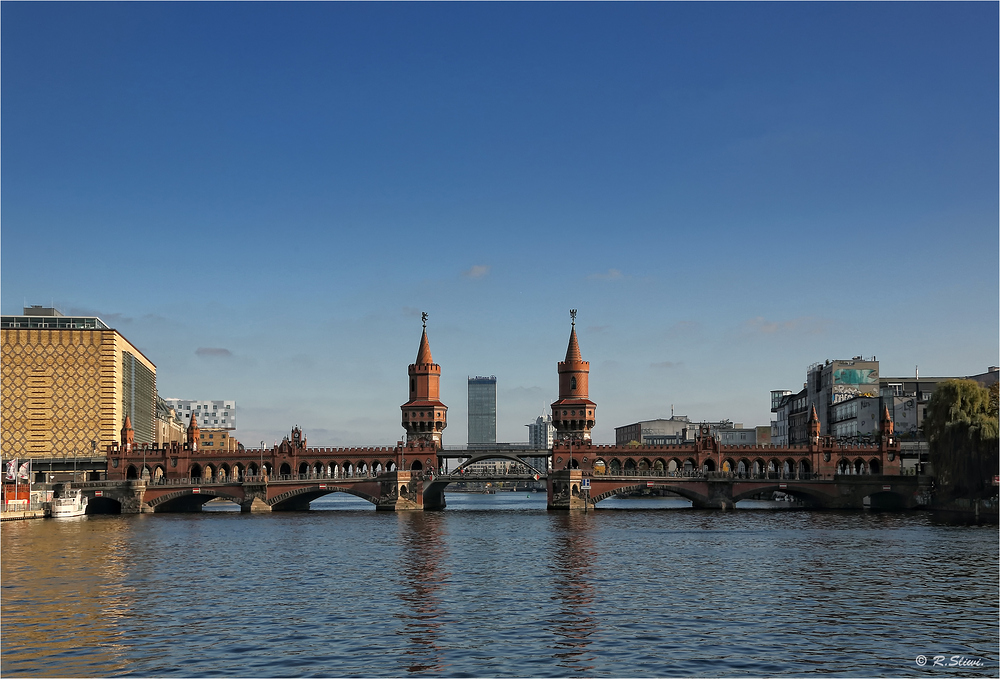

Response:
(588, 470), (833, 481)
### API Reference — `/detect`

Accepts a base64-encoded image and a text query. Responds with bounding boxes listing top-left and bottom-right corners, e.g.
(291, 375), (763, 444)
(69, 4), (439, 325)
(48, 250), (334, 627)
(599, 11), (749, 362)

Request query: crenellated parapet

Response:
(105, 425), (451, 483)
(550, 427), (902, 478)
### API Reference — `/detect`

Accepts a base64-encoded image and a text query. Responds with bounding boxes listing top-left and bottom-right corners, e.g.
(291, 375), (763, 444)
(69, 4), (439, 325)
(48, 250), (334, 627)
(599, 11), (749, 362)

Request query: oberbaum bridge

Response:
(88, 312), (925, 514)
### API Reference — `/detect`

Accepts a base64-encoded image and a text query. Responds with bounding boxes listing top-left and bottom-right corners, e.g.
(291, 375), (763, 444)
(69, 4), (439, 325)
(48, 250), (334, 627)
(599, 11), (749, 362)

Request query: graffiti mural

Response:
(831, 368), (879, 404)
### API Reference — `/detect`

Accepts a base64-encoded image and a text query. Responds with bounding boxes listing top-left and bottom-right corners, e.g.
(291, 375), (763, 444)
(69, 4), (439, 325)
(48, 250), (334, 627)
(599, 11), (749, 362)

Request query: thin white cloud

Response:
(587, 268), (623, 281)
(462, 264), (491, 279)
(651, 361), (682, 369)
(743, 316), (829, 336)
(195, 347), (233, 358)
(665, 320), (701, 339)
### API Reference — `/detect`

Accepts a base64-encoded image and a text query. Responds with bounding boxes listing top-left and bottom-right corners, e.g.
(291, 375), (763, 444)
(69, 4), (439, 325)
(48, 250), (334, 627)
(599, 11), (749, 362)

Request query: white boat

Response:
(51, 489), (88, 518)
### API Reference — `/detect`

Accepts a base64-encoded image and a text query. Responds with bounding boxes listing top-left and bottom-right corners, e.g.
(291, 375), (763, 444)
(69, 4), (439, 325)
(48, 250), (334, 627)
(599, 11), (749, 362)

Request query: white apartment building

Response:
(163, 399), (237, 430)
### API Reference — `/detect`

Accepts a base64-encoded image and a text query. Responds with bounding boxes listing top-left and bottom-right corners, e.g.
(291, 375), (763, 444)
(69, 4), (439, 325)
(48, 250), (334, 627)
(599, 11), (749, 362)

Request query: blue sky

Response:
(3, 3), (997, 447)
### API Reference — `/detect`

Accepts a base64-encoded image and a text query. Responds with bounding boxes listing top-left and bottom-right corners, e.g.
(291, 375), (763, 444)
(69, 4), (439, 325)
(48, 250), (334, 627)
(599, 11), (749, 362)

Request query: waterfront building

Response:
(1, 306), (156, 477)
(155, 397), (185, 446)
(161, 398), (241, 451)
(550, 311), (596, 442)
(162, 398), (237, 430)
(525, 414), (555, 473)
(770, 357), (880, 443)
(772, 361), (998, 471)
(400, 314), (448, 448)
(526, 414), (555, 449)
(467, 376), (497, 446)
(615, 416), (693, 446)
(616, 417), (758, 446)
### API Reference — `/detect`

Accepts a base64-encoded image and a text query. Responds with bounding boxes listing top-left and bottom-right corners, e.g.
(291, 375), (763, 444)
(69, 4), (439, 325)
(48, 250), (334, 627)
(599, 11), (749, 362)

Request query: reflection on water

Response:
(548, 512), (598, 675)
(1, 517), (133, 676)
(2, 496), (997, 678)
(394, 512), (449, 674)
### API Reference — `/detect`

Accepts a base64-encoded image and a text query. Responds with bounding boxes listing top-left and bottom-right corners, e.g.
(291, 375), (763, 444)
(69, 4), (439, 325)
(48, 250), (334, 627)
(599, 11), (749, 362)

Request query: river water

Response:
(2, 494), (997, 677)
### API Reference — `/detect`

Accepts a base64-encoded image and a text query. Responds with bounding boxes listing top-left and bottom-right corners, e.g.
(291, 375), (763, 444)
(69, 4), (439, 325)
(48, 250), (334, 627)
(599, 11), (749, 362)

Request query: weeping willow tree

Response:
(923, 380), (999, 500)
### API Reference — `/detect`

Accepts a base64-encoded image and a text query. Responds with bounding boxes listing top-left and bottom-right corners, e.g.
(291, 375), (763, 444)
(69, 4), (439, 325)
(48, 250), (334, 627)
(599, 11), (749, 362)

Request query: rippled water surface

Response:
(2, 494), (997, 677)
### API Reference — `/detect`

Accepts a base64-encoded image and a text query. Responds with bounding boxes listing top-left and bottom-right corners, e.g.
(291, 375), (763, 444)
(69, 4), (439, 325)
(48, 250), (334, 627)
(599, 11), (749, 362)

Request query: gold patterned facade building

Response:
(1, 307), (156, 471)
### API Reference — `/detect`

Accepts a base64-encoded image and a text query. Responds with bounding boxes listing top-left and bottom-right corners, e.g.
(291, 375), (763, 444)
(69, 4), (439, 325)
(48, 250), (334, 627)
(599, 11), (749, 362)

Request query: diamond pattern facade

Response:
(1, 328), (157, 458)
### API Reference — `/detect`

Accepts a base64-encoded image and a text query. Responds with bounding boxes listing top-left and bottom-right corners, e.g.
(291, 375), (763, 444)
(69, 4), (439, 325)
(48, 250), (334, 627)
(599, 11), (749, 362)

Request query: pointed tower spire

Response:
(415, 311), (433, 364)
(881, 404), (894, 438)
(401, 312), (448, 451)
(551, 309), (596, 442)
(564, 309), (582, 363)
(187, 411), (200, 451)
(808, 405), (821, 442)
(121, 415), (134, 452)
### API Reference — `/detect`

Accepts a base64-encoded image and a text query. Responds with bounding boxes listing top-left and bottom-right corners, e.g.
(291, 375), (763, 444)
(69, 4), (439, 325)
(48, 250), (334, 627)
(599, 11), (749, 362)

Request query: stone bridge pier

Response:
(240, 483), (270, 512)
(376, 471), (424, 511)
(700, 479), (737, 510)
(547, 470), (595, 511)
(77, 480), (146, 514)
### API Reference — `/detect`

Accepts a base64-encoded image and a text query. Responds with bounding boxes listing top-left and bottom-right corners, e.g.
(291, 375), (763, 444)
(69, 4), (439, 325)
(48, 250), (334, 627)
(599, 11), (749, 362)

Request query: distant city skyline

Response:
(3, 3), (997, 447)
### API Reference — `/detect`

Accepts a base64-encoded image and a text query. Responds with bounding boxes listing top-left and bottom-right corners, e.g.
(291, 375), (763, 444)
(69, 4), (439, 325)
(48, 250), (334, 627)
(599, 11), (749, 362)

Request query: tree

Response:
(923, 380), (999, 500)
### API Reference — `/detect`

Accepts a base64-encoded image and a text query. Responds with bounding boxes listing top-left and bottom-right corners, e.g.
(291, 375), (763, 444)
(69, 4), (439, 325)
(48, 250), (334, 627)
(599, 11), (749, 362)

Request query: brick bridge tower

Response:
(120, 416), (134, 453)
(401, 312), (448, 449)
(186, 412), (200, 452)
(551, 309), (596, 442)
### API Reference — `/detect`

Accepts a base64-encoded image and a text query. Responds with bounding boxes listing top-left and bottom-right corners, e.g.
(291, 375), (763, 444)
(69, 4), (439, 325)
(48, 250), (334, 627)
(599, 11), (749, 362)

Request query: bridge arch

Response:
(125, 464), (138, 480)
(452, 453), (545, 477)
(268, 485), (379, 510)
(731, 484), (827, 507)
(279, 462), (292, 476)
(147, 488), (244, 512)
(864, 489), (908, 510)
(869, 458), (880, 474)
(590, 483), (706, 507)
(87, 495), (123, 514)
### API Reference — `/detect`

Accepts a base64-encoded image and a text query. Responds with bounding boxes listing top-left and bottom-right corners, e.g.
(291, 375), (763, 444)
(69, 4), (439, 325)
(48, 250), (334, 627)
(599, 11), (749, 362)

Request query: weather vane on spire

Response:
(421, 311), (428, 329)
(570, 309), (577, 325)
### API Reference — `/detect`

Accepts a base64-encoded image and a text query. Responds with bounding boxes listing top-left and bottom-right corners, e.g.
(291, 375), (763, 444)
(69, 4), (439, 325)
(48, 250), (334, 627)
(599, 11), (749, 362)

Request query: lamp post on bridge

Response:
(259, 441), (264, 481)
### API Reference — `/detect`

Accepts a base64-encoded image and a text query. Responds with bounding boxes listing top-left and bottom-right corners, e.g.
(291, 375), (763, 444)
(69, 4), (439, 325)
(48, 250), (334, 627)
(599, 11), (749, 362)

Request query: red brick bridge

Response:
(90, 421), (921, 512)
(93, 314), (921, 513)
